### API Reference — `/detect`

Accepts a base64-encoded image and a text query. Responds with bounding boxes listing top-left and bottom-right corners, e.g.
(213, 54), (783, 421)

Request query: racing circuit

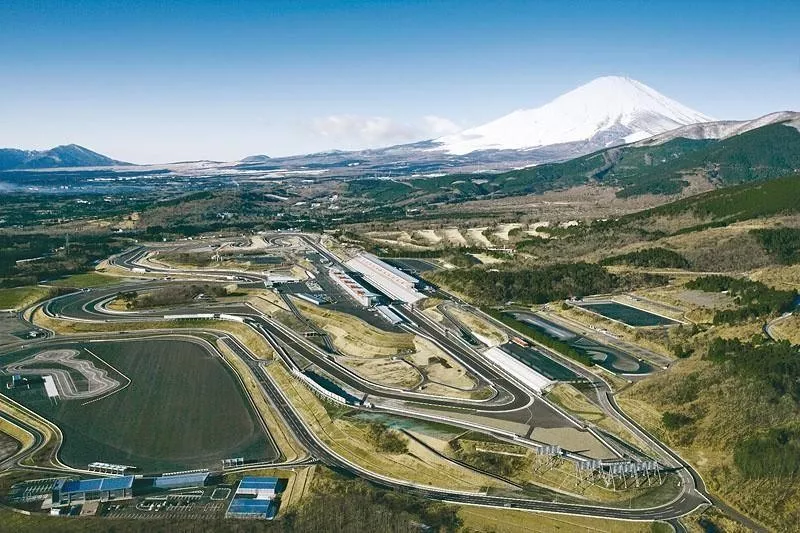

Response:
(5, 349), (122, 401)
(0, 232), (728, 524)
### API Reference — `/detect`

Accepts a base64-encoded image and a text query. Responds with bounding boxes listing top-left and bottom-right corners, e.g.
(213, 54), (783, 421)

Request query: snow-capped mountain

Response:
(435, 76), (714, 155)
(634, 111), (800, 146)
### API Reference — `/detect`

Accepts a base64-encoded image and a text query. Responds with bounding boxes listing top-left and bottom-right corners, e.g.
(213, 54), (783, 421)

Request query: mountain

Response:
(240, 154), (272, 164)
(238, 76), (718, 177)
(479, 117), (800, 198)
(435, 76), (714, 155)
(347, 117), (800, 204)
(635, 111), (800, 146)
(0, 144), (130, 171)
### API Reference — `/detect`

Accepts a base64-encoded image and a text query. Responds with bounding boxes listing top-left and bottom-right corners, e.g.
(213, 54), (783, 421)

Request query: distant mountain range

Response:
(0, 144), (129, 171)
(3, 77), (797, 195)
(233, 76), (722, 176)
(349, 113), (800, 203)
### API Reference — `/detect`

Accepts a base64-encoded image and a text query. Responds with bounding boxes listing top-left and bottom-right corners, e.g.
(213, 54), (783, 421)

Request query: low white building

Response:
(345, 253), (426, 304)
(329, 268), (379, 307)
(484, 347), (553, 393)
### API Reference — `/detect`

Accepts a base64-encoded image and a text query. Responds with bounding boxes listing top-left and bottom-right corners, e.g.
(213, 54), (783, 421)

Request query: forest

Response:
(685, 275), (797, 324)
(706, 337), (800, 402)
(431, 263), (619, 305)
(752, 227), (800, 264)
(0, 233), (128, 288)
(600, 247), (690, 269)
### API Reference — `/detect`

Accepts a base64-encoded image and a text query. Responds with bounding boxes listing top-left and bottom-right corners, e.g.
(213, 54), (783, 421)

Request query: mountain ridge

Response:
(0, 144), (130, 171)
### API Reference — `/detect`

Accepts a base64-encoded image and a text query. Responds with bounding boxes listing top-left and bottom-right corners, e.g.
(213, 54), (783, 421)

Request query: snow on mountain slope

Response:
(436, 76), (714, 155)
(635, 111), (800, 146)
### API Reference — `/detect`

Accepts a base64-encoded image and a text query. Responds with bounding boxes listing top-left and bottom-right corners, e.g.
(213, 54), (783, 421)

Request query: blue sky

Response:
(1, 0), (799, 163)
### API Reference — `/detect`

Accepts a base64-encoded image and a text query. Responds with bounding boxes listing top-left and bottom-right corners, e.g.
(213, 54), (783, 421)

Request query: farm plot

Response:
(3, 338), (275, 472)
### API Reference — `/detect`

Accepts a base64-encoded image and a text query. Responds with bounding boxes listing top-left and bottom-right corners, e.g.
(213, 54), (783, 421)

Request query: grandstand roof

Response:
(361, 253), (418, 284)
(60, 476), (134, 494)
(154, 472), (209, 489)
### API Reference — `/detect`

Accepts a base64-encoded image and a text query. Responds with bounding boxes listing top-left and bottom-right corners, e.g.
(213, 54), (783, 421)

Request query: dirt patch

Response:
(338, 357), (423, 389)
(465, 227), (493, 248)
(441, 228), (468, 246)
(405, 336), (478, 390)
(492, 223), (522, 241)
(529, 427), (616, 461)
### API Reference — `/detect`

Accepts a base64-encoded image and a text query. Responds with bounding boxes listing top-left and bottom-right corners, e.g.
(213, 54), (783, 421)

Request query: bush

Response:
(734, 428), (800, 478)
(662, 412), (693, 430)
(367, 423), (408, 454)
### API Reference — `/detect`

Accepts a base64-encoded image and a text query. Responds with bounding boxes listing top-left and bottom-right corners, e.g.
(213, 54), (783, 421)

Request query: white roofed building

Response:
(345, 253), (426, 304)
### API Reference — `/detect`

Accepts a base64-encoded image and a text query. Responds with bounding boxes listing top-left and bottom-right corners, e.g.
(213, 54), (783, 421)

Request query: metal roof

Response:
(227, 498), (276, 518)
(154, 472), (209, 488)
(238, 477), (278, 490)
(59, 476), (134, 494)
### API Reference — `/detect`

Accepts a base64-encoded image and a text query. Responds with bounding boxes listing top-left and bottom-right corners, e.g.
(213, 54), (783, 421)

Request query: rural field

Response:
(2, 337), (275, 472)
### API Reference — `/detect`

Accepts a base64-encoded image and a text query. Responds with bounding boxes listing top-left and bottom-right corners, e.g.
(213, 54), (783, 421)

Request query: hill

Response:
(347, 118), (800, 205)
(0, 144), (130, 170)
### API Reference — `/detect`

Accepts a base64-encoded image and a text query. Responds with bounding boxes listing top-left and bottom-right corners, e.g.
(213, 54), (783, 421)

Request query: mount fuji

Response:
(434, 76), (714, 155)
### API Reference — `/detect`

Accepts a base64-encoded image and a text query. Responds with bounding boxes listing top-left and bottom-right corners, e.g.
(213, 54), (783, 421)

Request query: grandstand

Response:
(87, 462), (134, 475)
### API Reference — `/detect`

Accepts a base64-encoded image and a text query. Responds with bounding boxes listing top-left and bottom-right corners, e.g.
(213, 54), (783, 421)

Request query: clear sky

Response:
(1, 0), (799, 163)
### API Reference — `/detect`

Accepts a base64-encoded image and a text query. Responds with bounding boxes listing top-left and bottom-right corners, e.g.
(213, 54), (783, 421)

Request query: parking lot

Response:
(102, 487), (231, 520)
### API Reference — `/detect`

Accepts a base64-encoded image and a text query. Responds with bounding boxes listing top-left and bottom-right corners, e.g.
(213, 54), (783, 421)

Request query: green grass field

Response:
(46, 272), (121, 288)
(3, 338), (276, 472)
(0, 286), (56, 310)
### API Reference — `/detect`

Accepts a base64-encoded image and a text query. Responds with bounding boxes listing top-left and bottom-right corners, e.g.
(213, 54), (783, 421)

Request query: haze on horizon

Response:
(1, 0), (799, 164)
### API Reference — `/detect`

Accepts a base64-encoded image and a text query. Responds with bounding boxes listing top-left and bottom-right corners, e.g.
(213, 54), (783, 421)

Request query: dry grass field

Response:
(293, 298), (415, 357)
(458, 506), (659, 533)
(619, 353), (800, 530)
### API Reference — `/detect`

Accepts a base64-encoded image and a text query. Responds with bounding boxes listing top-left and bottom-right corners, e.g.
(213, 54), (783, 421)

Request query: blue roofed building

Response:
(226, 477), (281, 520)
(227, 498), (277, 519)
(52, 476), (134, 507)
(237, 476), (278, 498)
